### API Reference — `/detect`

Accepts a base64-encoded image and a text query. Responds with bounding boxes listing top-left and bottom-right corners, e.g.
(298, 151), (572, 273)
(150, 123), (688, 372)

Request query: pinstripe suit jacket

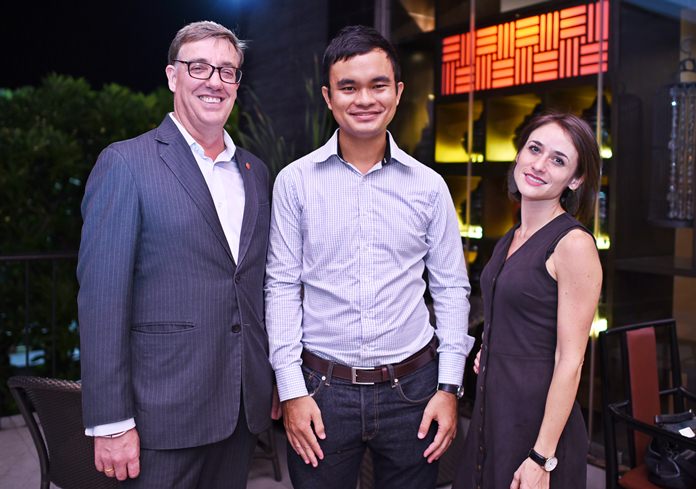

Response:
(77, 115), (273, 450)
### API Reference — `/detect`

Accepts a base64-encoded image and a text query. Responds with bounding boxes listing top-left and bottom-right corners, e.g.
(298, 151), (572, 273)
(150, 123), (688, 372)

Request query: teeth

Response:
(199, 96), (222, 103)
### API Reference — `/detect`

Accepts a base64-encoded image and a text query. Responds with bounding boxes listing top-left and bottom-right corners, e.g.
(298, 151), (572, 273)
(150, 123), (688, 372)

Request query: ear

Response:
(166, 64), (177, 93)
(395, 81), (404, 106)
(568, 176), (584, 191)
(321, 85), (332, 111)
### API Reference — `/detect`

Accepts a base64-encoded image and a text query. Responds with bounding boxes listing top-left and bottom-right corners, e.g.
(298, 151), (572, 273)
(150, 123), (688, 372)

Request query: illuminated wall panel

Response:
(441, 1), (609, 95)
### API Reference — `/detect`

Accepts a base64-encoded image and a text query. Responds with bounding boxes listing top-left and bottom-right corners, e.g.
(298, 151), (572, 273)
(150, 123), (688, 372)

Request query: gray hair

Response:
(168, 21), (246, 66)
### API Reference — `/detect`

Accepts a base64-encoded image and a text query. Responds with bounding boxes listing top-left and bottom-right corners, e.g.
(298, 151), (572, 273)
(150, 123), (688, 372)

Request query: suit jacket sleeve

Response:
(77, 145), (140, 428)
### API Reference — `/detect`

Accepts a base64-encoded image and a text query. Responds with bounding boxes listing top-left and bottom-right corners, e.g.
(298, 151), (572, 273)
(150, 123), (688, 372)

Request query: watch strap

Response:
(527, 448), (547, 467)
(438, 383), (463, 398)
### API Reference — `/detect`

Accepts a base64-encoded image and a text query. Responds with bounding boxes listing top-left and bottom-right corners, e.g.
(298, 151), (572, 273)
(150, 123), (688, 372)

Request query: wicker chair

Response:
(8, 376), (118, 489)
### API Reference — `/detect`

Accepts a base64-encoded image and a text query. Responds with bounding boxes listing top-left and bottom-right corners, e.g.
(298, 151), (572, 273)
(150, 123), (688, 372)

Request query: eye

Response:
(527, 144), (540, 153)
(373, 84), (388, 90)
(340, 86), (356, 92)
(552, 156), (565, 166)
(189, 63), (209, 75)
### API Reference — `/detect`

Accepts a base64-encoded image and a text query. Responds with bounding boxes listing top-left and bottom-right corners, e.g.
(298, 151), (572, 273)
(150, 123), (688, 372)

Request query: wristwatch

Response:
(437, 383), (464, 399)
(528, 448), (558, 472)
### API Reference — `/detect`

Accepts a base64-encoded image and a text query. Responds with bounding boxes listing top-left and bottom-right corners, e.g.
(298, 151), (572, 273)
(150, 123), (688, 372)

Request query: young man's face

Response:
(165, 37), (241, 137)
(322, 48), (403, 142)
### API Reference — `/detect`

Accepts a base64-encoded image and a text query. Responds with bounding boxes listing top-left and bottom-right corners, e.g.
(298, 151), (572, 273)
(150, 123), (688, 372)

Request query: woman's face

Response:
(513, 122), (582, 205)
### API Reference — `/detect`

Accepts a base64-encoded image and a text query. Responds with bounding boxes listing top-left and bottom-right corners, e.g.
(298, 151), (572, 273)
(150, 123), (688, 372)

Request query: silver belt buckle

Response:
(351, 366), (376, 385)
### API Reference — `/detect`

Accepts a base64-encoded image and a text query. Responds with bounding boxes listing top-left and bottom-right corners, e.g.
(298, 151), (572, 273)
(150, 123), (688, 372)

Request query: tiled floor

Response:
(0, 415), (604, 488)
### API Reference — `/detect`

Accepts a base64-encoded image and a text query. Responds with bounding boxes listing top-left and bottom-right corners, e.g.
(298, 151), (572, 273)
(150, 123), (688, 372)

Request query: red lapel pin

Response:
(245, 162), (251, 170)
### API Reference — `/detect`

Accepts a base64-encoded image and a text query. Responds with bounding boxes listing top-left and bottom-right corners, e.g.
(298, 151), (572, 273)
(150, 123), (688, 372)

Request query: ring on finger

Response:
(104, 467), (115, 474)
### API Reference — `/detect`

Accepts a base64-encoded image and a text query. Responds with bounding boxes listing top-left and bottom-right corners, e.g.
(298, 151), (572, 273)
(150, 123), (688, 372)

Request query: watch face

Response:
(544, 457), (558, 472)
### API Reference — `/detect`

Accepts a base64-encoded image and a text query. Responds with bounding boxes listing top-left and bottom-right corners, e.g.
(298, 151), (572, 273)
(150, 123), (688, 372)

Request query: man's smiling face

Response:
(166, 37), (240, 137)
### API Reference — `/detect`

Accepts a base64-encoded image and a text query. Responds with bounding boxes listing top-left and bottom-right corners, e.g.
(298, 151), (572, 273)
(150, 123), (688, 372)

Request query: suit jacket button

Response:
(231, 324), (241, 333)
(235, 275), (241, 284)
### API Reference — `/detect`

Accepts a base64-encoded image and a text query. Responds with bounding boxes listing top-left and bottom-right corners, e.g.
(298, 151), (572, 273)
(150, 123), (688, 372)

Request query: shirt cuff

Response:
(275, 365), (309, 402)
(85, 418), (136, 437)
(437, 352), (467, 386)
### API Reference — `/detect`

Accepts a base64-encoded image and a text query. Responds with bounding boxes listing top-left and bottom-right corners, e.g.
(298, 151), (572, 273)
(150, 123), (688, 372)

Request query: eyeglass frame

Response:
(172, 59), (243, 85)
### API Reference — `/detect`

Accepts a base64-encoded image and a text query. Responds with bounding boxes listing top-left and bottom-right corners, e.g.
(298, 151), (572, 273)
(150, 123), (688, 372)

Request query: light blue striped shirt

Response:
(266, 130), (473, 402)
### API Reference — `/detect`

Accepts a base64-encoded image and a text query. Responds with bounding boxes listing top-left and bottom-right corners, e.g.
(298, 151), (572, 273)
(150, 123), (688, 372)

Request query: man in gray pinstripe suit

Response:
(77, 21), (274, 488)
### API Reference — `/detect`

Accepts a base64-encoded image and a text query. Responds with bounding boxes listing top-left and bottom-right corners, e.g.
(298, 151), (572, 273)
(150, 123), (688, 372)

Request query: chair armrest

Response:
(609, 404), (696, 450)
(679, 386), (696, 403)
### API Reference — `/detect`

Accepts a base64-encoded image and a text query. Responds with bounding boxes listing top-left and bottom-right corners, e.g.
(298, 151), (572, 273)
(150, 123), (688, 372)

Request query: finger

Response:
(289, 431), (316, 466)
(312, 411), (326, 441)
(114, 459), (130, 481)
(299, 428), (323, 465)
(294, 433), (318, 467)
(417, 410), (433, 440)
(287, 434), (305, 458)
(424, 428), (452, 462)
(510, 472), (520, 489)
(99, 456), (114, 476)
(94, 455), (104, 472)
(127, 458), (140, 479)
(296, 444), (312, 465)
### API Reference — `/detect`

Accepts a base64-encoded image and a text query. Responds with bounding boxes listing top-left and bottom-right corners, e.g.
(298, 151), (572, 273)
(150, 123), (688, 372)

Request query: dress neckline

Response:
(504, 213), (568, 262)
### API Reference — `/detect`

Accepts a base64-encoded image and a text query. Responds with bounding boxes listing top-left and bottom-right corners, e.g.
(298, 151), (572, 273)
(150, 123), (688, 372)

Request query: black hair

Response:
(322, 25), (401, 88)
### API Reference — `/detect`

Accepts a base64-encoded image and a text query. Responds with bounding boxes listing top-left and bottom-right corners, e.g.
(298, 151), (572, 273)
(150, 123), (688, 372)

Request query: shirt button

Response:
(231, 324), (241, 333)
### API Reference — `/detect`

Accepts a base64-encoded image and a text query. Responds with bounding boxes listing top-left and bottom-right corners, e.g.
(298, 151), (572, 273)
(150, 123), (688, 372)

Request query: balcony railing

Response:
(0, 252), (79, 421)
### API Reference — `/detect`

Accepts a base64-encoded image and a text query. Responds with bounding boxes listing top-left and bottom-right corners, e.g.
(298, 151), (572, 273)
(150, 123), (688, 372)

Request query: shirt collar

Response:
(316, 129), (417, 168)
(168, 112), (237, 162)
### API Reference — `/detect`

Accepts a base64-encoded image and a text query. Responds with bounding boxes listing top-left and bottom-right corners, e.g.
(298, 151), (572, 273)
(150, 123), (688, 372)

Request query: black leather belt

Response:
(301, 337), (438, 385)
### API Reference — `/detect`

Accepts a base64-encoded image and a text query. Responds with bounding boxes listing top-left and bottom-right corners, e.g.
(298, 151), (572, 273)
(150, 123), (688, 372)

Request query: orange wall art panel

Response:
(441, 1), (609, 95)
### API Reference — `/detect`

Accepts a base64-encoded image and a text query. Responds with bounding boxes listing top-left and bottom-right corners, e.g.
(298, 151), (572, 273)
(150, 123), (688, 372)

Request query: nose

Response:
(529, 151), (549, 172)
(355, 88), (374, 106)
(206, 70), (224, 89)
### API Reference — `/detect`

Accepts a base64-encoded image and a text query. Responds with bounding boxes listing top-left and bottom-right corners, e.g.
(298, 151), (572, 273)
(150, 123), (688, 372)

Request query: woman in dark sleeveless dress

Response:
(454, 112), (602, 489)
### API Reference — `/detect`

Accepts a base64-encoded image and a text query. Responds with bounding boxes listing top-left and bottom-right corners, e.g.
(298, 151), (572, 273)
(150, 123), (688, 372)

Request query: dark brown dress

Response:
(454, 213), (589, 489)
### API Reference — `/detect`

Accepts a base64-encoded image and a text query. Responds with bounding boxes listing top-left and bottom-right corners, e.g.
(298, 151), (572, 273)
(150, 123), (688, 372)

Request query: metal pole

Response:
(588, 0), (607, 451)
(465, 0), (476, 256)
(24, 261), (30, 370)
(374, 0), (391, 40)
(51, 259), (57, 377)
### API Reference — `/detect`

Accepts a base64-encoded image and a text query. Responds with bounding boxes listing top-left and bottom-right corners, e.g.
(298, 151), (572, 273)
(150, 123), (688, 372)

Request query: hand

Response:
(271, 386), (282, 420)
(94, 428), (140, 481)
(282, 395), (326, 467)
(510, 457), (549, 489)
(473, 348), (481, 375)
(419, 390), (458, 463)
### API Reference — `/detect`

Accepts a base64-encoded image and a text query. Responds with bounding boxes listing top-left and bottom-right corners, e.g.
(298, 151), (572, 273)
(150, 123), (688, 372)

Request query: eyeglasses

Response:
(173, 60), (243, 84)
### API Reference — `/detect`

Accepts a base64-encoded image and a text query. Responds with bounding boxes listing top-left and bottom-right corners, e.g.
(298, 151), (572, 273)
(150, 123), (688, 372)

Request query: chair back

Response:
(8, 376), (118, 489)
(625, 327), (662, 465)
(599, 319), (686, 488)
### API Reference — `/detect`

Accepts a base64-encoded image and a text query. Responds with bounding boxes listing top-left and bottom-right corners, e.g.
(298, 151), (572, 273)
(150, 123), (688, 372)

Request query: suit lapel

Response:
(155, 117), (234, 263)
(235, 148), (259, 268)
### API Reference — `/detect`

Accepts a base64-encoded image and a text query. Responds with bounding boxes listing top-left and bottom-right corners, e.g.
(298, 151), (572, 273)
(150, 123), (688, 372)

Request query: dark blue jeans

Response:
(287, 357), (440, 489)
